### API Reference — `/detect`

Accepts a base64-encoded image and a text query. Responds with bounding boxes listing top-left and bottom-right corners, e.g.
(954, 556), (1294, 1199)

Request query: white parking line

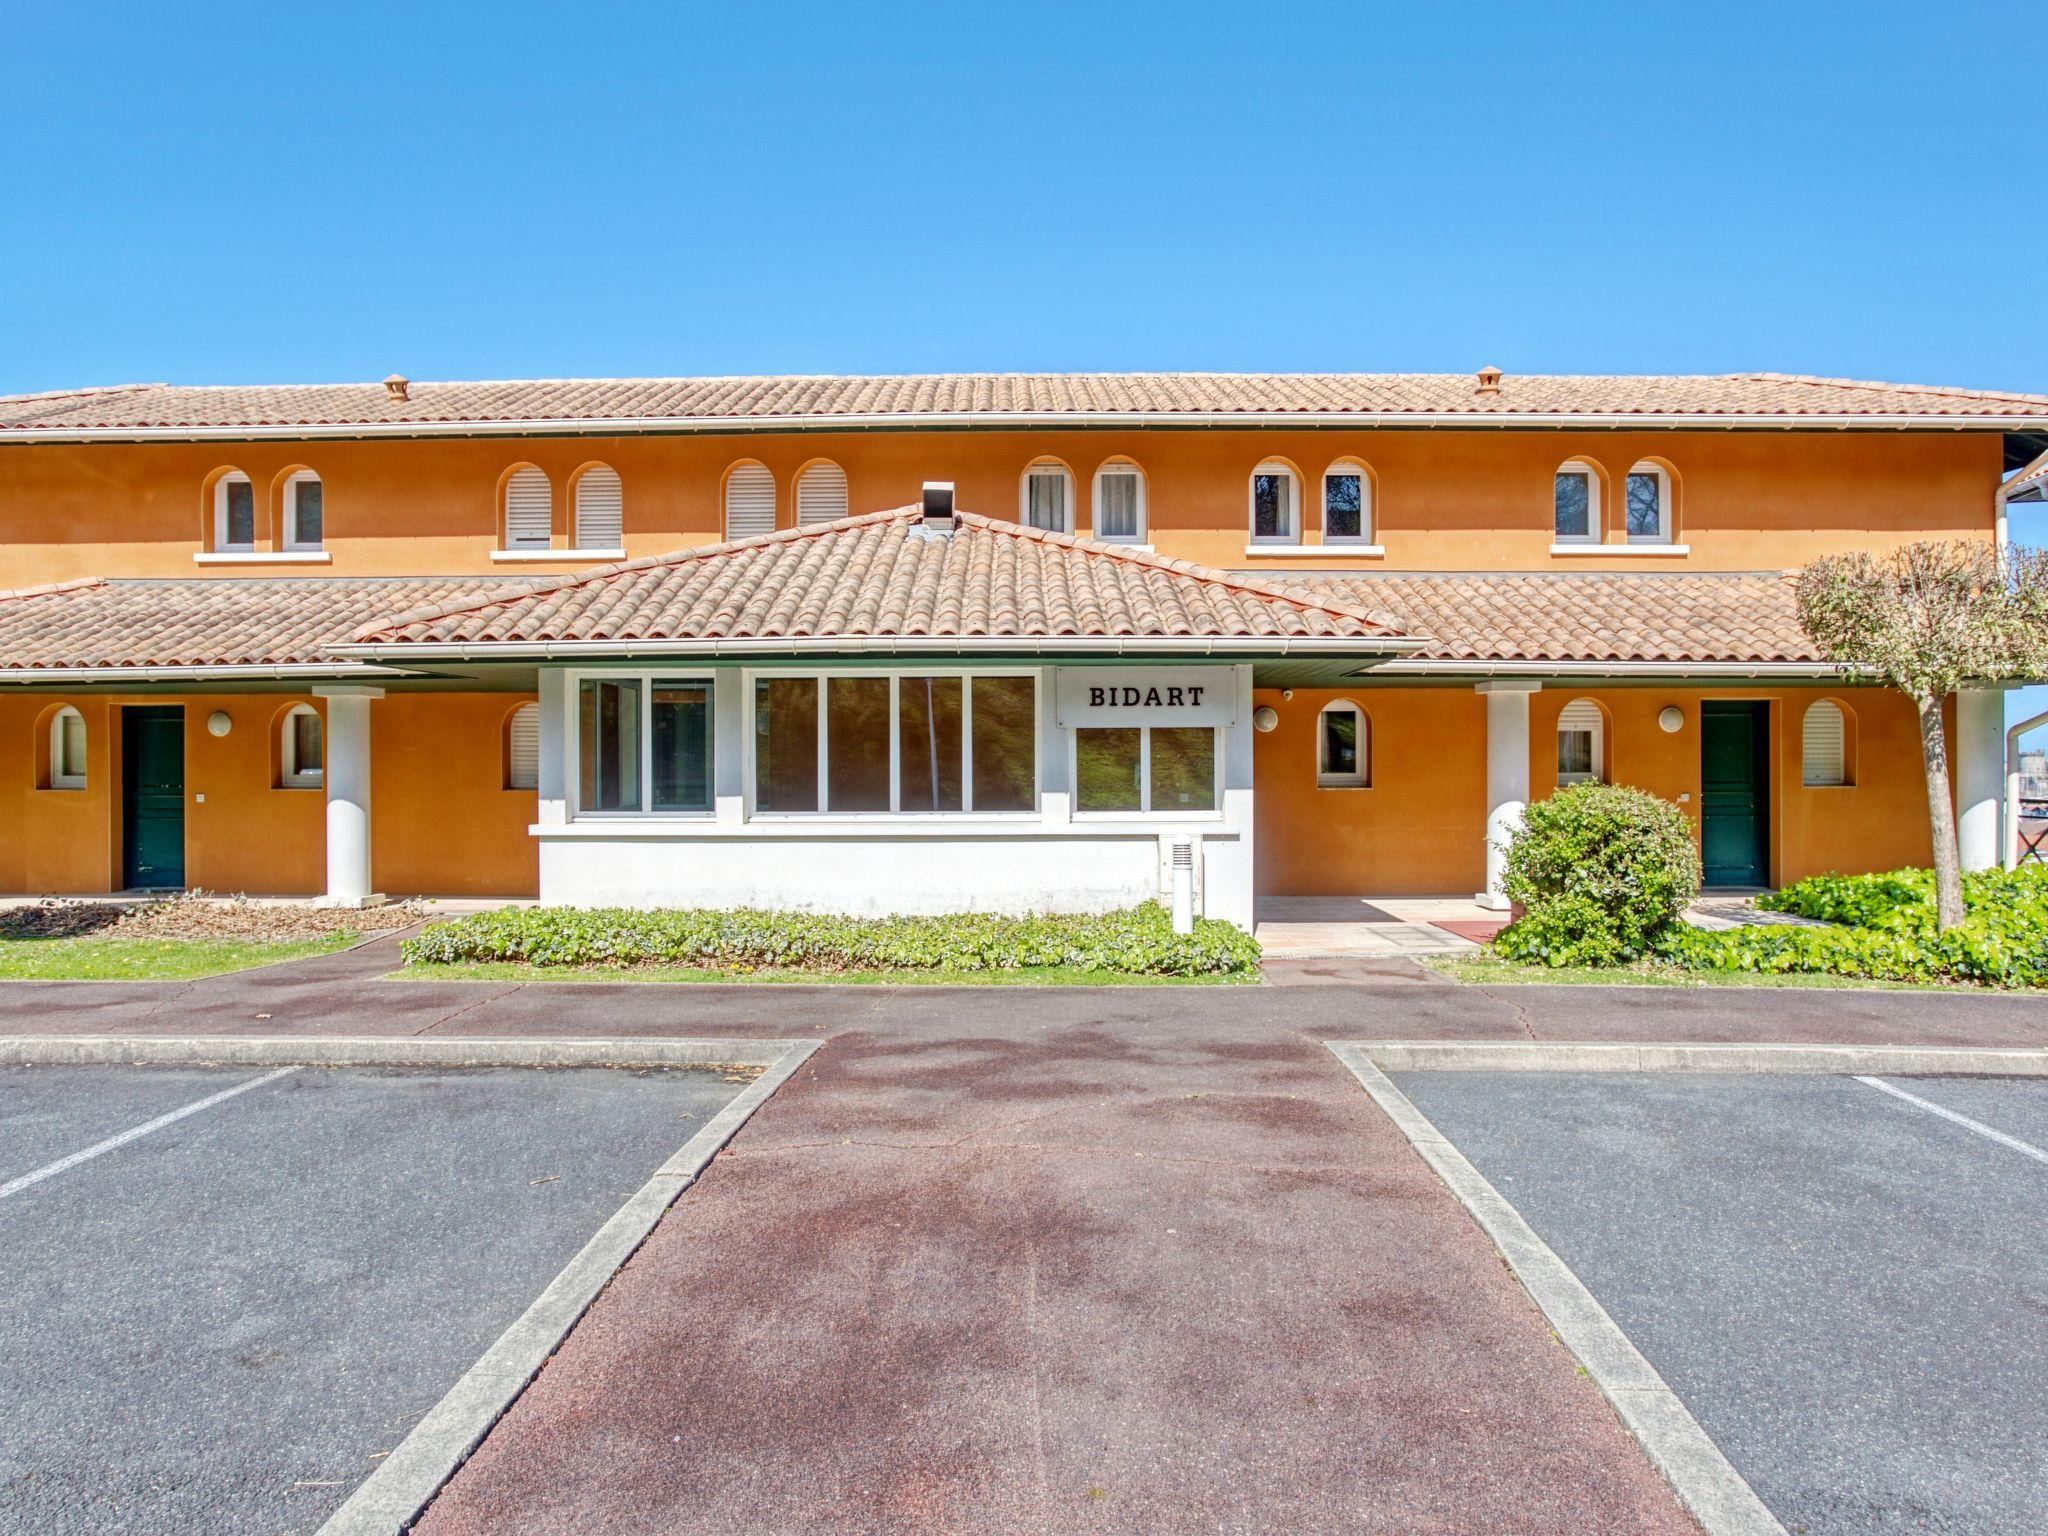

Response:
(1855, 1076), (2048, 1167)
(0, 1066), (301, 1202)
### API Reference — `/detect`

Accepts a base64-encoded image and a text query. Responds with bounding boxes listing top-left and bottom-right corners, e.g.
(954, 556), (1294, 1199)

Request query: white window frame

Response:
(1556, 698), (1604, 785)
(565, 671), (718, 818)
(1623, 462), (1673, 545)
(280, 704), (323, 788)
(282, 470), (324, 552)
(1315, 700), (1368, 787)
(742, 667), (1044, 820)
(1090, 460), (1147, 544)
(1802, 698), (1849, 787)
(1019, 463), (1074, 535)
(502, 466), (554, 552)
(1319, 462), (1373, 547)
(214, 471), (257, 553)
(50, 706), (86, 789)
(1069, 723), (1225, 819)
(1248, 462), (1299, 545)
(1553, 460), (1599, 546)
(571, 464), (625, 554)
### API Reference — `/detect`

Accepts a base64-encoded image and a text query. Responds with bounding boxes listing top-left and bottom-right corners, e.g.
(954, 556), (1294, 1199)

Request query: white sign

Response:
(1054, 667), (1237, 728)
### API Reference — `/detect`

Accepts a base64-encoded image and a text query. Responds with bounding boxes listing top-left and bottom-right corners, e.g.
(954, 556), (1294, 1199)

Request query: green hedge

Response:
(402, 901), (1261, 978)
(1494, 783), (1702, 967)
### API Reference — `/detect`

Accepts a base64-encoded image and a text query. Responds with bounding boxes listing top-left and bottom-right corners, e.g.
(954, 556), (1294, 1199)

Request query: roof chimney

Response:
(1474, 365), (1503, 396)
(383, 373), (410, 403)
(921, 481), (956, 530)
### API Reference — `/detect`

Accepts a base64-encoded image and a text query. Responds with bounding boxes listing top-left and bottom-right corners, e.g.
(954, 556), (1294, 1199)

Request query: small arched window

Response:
(1317, 701), (1368, 787)
(724, 461), (776, 539)
(1557, 698), (1605, 784)
(1802, 699), (1849, 786)
(49, 706), (86, 789)
(282, 470), (324, 551)
(505, 702), (541, 791)
(1020, 461), (1073, 533)
(1554, 460), (1599, 545)
(504, 467), (553, 551)
(1322, 460), (1372, 545)
(1092, 460), (1146, 543)
(1625, 461), (1672, 544)
(1250, 461), (1298, 544)
(574, 465), (623, 551)
(796, 461), (849, 526)
(281, 705), (324, 789)
(215, 471), (257, 552)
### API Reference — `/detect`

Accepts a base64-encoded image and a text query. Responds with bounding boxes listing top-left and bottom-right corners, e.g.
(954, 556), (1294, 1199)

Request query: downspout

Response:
(2005, 708), (2048, 869)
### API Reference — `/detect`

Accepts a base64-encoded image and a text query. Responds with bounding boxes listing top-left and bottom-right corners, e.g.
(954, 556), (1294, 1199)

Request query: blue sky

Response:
(3, 0), (2044, 729)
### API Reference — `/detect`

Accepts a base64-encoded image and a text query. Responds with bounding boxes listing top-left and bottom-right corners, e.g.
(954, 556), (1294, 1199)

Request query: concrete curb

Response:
(1327, 1043), (1787, 1536)
(1350, 1040), (2048, 1076)
(0, 1034), (804, 1070)
(315, 1035), (823, 1536)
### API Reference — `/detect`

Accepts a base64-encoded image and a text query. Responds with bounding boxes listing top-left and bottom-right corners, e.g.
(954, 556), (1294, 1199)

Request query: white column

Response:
(1476, 682), (1540, 910)
(1956, 688), (2005, 873)
(713, 669), (746, 826)
(314, 685), (383, 906)
(536, 667), (570, 826)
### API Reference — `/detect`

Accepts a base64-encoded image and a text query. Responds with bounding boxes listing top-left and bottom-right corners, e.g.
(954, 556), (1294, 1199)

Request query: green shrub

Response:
(401, 901), (1261, 978)
(1494, 783), (1702, 967)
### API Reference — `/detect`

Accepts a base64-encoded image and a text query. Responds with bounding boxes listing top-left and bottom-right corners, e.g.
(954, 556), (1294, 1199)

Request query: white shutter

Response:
(796, 462), (849, 526)
(725, 463), (777, 539)
(504, 467), (553, 549)
(574, 465), (623, 550)
(1557, 698), (1604, 782)
(507, 703), (540, 790)
(1802, 700), (1846, 786)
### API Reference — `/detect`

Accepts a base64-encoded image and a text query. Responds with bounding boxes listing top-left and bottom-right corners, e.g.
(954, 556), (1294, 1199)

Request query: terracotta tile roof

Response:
(349, 509), (1409, 649)
(3, 371), (2045, 437)
(2010, 449), (2048, 500)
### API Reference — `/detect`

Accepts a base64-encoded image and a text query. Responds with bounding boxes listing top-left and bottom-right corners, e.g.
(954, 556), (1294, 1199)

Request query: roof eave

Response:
(330, 634), (1433, 663)
(0, 662), (407, 684)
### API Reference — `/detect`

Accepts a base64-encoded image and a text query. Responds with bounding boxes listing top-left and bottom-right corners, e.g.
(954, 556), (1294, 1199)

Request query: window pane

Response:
(577, 680), (639, 810)
(897, 675), (963, 812)
(59, 713), (86, 778)
(1559, 729), (1594, 778)
(1324, 474), (1363, 540)
(1253, 473), (1292, 539)
(1626, 472), (1662, 537)
(651, 682), (711, 812)
(294, 711), (323, 775)
(225, 479), (255, 546)
(1027, 471), (1067, 531)
(970, 675), (1036, 812)
(1321, 709), (1358, 777)
(1076, 728), (1142, 813)
(1554, 473), (1590, 537)
(293, 479), (323, 545)
(1098, 472), (1139, 539)
(826, 676), (891, 812)
(754, 677), (819, 812)
(1150, 726), (1216, 811)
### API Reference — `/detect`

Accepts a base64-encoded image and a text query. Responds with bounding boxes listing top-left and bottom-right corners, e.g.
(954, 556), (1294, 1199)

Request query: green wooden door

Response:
(1700, 701), (1769, 887)
(122, 707), (186, 889)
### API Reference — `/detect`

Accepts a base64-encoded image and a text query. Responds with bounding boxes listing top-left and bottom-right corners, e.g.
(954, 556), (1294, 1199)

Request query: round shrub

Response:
(1495, 782), (1701, 966)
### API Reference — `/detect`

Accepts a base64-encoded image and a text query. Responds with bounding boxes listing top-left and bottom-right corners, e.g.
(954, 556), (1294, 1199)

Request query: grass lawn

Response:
(0, 934), (355, 981)
(1423, 952), (2031, 994)
(395, 959), (1250, 986)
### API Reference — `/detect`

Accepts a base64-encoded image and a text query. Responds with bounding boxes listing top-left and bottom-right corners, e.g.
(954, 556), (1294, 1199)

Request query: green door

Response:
(122, 707), (186, 889)
(1700, 701), (1769, 887)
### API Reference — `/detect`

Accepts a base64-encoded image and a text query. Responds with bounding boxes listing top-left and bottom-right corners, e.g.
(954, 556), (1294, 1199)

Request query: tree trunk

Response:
(1918, 694), (1967, 930)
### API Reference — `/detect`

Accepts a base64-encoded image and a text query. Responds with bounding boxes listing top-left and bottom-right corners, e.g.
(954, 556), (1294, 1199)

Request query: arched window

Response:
(282, 470), (324, 551)
(49, 706), (86, 789)
(724, 461), (776, 539)
(1557, 698), (1605, 784)
(1092, 459), (1146, 543)
(1322, 460), (1372, 545)
(1250, 461), (1298, 544)
(1802, 699), (1849, 786)
(505, 702), (541, 790)
(215, 470), (257, 552)
(1625, 461), (1673, 544)
(503, 467), (553, 551)
(1316, 701), (1368, 787)
(1020, 461), (1073, 533)
(281, 705), (324, 789)
(1554, 460), (1599, 545)
(573, 465), (623, 551)
(796, 461), (849, 526)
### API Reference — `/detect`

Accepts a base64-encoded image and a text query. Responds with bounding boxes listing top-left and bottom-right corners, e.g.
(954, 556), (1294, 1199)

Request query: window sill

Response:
(278, 781), (324, 791)
(1550, 542), (1691, 557)
(1316, 779), (1370, 790)
(1242, 544), (1385, 559)
(193, 550), (332, 566)
(491, 547), (629, 563)
(42, 783), (85, 793)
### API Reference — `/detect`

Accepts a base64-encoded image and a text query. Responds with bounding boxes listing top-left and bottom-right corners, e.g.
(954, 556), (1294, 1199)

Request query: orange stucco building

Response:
(3, 369), (2044, 920)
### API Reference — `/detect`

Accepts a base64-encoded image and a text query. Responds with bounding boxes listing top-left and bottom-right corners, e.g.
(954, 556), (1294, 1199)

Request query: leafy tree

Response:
(1796, 540), (2048, 929)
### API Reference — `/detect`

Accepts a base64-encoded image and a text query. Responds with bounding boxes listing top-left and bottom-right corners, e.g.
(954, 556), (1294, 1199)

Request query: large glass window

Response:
(1149, 727), (1216, 810)
(826, 676), (892, 812)
(970, 675), (1037, 812)
(898, 675), (964, 812)
(578, 679), (641, 811)
(754, 676), (819, 812)
(576, 676), (713, 813)
(1076, 725), (1219, 814)
(651, 682), (711, 811)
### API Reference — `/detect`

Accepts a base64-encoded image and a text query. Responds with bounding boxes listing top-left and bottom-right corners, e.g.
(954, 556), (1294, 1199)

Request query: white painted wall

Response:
(1476, 682), (1538, 910)
(1957, 688), (2005, 873)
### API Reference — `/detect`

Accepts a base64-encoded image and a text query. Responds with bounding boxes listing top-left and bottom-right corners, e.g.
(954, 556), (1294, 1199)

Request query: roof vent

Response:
(383, 373), (410, 403)
(1474, 365), (1503, 396)
(921, 481), (956, 530)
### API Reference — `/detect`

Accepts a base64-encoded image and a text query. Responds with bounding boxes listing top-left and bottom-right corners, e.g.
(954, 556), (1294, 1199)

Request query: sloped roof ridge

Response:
(1744, 371), (2048, 406)
(0, 576), (106, 603)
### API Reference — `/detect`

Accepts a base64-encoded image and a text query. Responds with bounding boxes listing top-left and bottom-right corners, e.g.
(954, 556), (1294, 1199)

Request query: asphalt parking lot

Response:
(0, 1062), (752, 1536)
(1395, 1070), (2048, 1536)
